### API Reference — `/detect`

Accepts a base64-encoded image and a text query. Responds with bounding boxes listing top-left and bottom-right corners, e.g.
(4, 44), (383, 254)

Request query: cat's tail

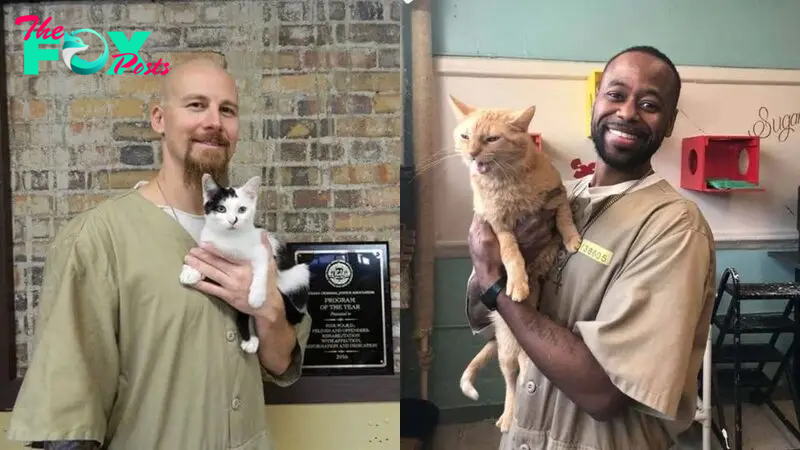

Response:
(459, 339), (497, 401)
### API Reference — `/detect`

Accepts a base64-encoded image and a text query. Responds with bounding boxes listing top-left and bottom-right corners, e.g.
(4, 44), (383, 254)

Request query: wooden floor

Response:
(431, 401), (800, 450)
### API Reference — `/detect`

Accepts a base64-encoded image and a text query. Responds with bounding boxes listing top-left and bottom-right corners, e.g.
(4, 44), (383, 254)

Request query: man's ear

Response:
(151, 103), (165, 136)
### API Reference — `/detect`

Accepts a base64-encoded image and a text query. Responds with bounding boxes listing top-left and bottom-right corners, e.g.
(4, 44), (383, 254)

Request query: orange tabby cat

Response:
(448, 95), (582, 432)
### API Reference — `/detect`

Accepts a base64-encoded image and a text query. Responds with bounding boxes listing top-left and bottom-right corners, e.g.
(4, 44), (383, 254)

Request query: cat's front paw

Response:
(495, 410), (513, 433)
(564, 234), (583, 254)
(505, 272), (529, 302)
(179, 264), (203, 285)
(240, 336), (260, 354)
(248, 288), (266, 309)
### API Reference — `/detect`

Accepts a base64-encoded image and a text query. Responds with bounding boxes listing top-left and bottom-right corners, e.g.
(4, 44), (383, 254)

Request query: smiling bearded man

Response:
(464, 46), (716, 450)
(7, 58), (312, 450)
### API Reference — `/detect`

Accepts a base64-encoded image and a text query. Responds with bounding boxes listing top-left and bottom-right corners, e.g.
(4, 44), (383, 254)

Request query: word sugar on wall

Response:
(15, 15), (170, 76)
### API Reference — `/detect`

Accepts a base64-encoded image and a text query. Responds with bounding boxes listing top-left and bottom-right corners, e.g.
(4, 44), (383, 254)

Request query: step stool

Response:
(711, 267), (800, 450)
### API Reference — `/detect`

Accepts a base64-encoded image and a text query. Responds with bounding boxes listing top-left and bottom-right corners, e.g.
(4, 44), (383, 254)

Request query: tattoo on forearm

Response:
(42, 441), (101, 450)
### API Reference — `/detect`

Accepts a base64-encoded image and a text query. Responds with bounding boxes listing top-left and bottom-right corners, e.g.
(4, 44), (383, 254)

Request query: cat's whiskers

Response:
(412, 150), (462, 180)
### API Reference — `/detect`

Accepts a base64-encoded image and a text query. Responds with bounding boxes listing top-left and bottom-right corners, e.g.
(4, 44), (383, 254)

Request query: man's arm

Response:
(256, 259), (311, 386)
(468, 275), (625, 420)
(7, 215), (120, 446)
(255, 283), (308, 378)
(469, 204), (714, 422)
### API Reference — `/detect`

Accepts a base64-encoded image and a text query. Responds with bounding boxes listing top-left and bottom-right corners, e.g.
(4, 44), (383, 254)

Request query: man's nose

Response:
(202, 110), (222, 128)
(616, 99), (639, 122)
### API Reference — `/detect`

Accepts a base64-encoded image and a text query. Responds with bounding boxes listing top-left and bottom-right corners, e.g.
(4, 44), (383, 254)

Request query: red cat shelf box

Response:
(680, 135), (763, 193)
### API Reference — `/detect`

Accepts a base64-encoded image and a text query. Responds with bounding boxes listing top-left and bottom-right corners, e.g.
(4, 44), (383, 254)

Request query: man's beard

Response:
(183, 143), (231, 188)
(590, 120), (662, 171)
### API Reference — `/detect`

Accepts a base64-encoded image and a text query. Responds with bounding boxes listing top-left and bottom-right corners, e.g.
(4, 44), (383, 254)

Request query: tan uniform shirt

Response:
(466, 175), (716, 450)
(7, 190), (312, 450)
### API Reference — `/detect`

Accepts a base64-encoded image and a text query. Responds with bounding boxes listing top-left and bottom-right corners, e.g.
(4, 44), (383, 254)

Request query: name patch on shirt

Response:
(578, 239), (613, 265)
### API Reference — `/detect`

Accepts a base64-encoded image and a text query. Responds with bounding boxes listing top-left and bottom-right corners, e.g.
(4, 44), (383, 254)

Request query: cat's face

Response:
(201, 173), (261, 231)
(448, 95), (537, 179)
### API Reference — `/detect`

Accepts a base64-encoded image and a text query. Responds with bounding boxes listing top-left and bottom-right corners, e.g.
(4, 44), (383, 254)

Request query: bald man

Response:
(7, 59), (312, 450)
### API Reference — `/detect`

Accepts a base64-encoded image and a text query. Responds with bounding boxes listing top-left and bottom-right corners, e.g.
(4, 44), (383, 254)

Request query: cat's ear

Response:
(448, 95), (476, 120)
(510, 106), (536, 132)
(240, 176), (261, 201)
(202, 173), (220, 194)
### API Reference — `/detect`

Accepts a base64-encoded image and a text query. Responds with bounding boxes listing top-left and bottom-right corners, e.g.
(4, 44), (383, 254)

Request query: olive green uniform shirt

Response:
(7, 190), (311, 450)
(466, 175), (716, 450)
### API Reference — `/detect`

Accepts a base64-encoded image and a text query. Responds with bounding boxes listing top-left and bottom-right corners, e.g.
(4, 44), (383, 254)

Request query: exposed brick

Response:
(114, 76), (163, 95)
(329, 1), (346, 20)
(127, 3), (164, 23)
(279, 26), (315, 46)
(120, 145), (155, 166)
(334, 72), (401, 92)
(278, 2), (309, 21)
(165, 4), (198, 23)
(151, 51), (227, 68)
(332, 164), (396, 185)
(279, 167), (321, 186)
(17, 171), (50, 191)
(353, 1), (384, 20)
(310, 142), (345, 161)
(350, 140), (384, 161)
(364, 185), (400, 208)
(282, 213), (330, 233)
(186, 28), (228, 48)
(14, 195), (52, 216)
(316, 25), (334, 45)
(348, 24), (401, 44)
(112, 99), (146, 118)
(390, 1), (402, 21)
(333, 212), (396, 231)
(333, 189), (362, 208)
(278, 142), (308, 162)
(279, 118), (332, 139)
(112, 122), (161, 141)
(92, 170), (158, 190)
(373, 94), (401, 113)
(293, 190), (331, 208)
(378, 49), (401, 68)
(336, 117), (400, 137)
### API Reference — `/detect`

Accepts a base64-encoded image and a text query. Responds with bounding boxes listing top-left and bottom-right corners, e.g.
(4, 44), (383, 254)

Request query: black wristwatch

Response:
(480, 274), (507, 311)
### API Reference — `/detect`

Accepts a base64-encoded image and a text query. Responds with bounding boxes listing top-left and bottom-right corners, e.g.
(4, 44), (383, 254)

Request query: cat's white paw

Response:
(240, 336), (259, 354)
(179, 264), (203, 285)
(248, 288), (266, 309)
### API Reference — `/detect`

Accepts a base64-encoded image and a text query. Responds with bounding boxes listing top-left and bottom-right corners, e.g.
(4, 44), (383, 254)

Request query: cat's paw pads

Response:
(564, 234), (583, 254)
(240, 337), (260, 354)
(248, 289), (266, 309)
(495, 411), (513, 432)
(506, 273), (529, 302)
(179, 265), (203, 285)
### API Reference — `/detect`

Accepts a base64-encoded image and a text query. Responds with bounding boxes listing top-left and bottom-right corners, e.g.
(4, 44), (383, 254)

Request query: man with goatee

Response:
(7, 58), (311, 450)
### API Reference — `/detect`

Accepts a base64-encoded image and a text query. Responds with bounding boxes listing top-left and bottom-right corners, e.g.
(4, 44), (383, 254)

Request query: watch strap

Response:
(480, 275), (507, 311)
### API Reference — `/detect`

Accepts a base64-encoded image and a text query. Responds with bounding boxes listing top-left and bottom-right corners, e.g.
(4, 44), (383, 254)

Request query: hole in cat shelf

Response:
(738, 149), (749, 175)
(688, 149), (698, 175)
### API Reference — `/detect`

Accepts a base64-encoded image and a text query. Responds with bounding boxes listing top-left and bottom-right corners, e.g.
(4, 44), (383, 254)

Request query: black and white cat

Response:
(179, 173), (310, 353)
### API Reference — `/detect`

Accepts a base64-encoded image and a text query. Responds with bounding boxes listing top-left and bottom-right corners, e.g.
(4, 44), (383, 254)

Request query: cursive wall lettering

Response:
(748, 106), (800, 142)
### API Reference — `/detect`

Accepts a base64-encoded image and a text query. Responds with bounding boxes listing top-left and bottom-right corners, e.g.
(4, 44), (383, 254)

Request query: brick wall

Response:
(4, 0), (402, 377)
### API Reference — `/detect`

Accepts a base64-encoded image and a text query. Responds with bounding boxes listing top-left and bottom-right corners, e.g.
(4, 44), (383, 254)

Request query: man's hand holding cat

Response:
(185, 233), (284, 320)
(468, 211), (557, 291)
